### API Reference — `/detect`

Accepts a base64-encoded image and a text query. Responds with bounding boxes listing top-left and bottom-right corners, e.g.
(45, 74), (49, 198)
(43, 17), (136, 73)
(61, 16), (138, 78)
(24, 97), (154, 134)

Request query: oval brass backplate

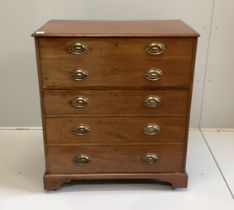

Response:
(142, 153), (159, 163)
(73, 154), (91, 164)
(145, 68), (163, 81)
(146, 42), (165, 55)
(68, 43), (87, 54)
(144, 95), (161, 107)
(144, 123), (160, 135)
(70, 68), (88, 81)
(71, 96), (89, 108)
(73, 124), (90, 135)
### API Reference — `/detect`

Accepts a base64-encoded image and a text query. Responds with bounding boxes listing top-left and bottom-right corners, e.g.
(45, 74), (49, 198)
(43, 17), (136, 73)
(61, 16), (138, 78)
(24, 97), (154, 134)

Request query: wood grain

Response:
(45, 116), (187, 144)
(43, 89), (189, 116)
(32, 20), (199, 37)
(38, 37), (194, 88)
(46, 144), (184, 174)
(44, 172), (188, 190)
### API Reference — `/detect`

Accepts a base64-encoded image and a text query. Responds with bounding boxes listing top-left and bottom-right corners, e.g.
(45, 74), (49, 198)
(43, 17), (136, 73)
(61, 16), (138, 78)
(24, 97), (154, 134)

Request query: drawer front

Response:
(46, 145), (184, 173)
(43, 90), (189, 116)
(45, 117), (186, 144)
(38, 37), (195, 88)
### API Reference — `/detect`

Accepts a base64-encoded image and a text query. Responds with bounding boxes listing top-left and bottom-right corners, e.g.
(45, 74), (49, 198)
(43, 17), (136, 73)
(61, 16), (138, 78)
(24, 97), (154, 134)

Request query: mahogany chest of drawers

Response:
(32, 20), (198, 190)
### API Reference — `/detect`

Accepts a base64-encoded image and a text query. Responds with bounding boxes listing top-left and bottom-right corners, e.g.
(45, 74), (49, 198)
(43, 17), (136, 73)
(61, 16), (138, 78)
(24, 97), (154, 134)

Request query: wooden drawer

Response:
(45, 116), (187, 144)
(43, 90), (189, 116)
(38, 37), (194, 88)
(46, 145), (184, 174)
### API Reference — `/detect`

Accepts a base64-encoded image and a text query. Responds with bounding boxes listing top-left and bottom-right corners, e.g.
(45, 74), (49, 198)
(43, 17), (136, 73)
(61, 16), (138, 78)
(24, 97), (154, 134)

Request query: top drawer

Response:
(37, 38), (195, 89)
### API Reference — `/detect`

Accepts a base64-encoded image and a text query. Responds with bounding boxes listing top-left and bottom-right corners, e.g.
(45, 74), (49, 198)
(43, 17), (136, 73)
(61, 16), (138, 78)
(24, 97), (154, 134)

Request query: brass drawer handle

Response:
(71, 96), (88, 108)
(142, 153), (159, 163)
(68, 42), (87, 54)
(145, 68), (163, 81)
(73, 124), (90, 135)
(73, 154), (90, 164)
(146, 42), (165, 55)
(70, 68), (88, 81)
(144, 123), (160, 135)
(144, 95), (161, 107)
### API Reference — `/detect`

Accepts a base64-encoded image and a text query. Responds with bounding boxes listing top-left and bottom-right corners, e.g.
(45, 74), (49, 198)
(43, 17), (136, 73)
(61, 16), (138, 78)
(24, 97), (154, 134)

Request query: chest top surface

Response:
(32, 20), (199, 38)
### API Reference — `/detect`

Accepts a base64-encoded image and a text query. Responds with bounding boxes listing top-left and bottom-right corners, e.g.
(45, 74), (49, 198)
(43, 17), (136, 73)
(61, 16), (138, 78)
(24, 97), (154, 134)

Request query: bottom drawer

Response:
(46, 145), (184, 174)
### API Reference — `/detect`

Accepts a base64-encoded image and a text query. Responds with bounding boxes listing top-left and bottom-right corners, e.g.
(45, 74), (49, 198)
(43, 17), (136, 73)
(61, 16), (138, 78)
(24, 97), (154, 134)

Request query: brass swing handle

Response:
(71, 96), (89, 108)
(144, 95), (161, 107)
(142, 153), (159, 163)
(73, 124), (90, 135)
(145, 68), (163, 81)
(144, 123), (160, 135)
(70, 69), (88, 81)
(73, 154), (90, 164)
(68, 43), (87, 54)
(146, 42), (165, 55)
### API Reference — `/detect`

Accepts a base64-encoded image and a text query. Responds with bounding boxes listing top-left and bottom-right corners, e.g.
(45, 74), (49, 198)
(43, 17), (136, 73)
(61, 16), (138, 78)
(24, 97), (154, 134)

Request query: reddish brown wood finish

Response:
(38, 37), (194, 88)
(32, 20), (199, 37)
(46, 145), (184, 174)
(43, 90), (189, 116)
(33, 20), (198, 190)
(45, 116), (187, 144)
(44, 172), (188, 190)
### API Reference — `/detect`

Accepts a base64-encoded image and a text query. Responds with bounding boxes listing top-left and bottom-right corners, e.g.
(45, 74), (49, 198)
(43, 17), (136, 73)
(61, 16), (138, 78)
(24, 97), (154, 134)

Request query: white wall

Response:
(200, 0), (234, 128)
(0, 0), (232, 128)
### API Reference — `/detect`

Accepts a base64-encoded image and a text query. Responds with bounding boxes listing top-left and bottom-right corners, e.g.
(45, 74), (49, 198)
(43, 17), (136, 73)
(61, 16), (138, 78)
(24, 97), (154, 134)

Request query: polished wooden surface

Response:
(44, 172), (188, 190)
(38, 37), (194, 88)
(45, 116), (187, 144)
(43, 90), (189, 116)
(32, 20), (199, 37)
(33, 20), (198, 190)
(46, 145), (184, 174)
